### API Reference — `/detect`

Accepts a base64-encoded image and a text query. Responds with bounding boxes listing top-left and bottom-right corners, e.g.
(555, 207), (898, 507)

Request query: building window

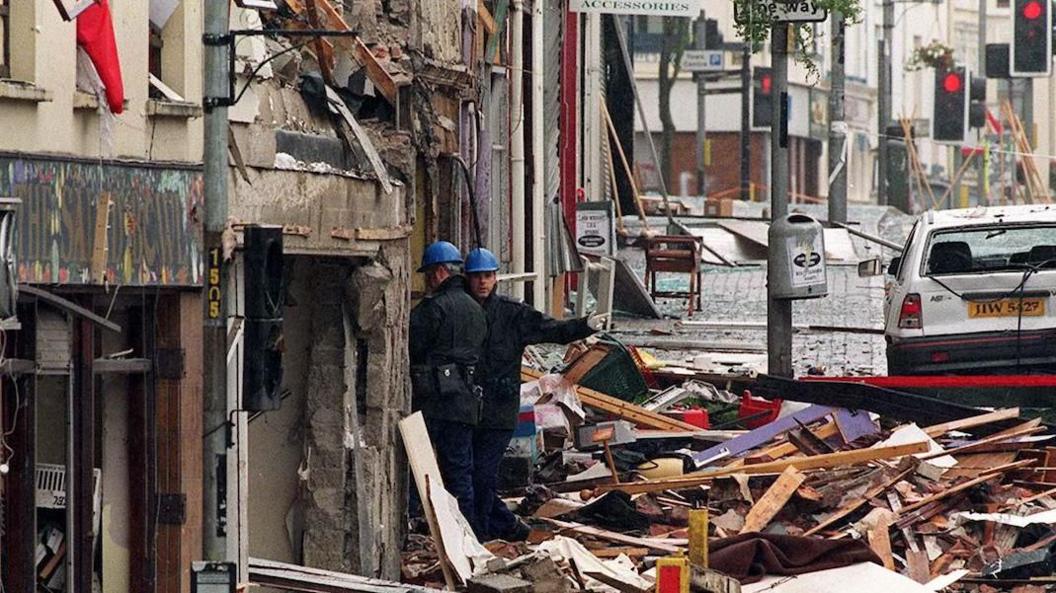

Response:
(148, 23), (164, 95)
(0, 0), (10, 79)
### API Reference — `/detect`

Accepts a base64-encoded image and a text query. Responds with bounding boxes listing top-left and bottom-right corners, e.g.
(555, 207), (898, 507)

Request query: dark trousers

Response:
(472, 428), (519, 540)
(420, 418), (480, 536)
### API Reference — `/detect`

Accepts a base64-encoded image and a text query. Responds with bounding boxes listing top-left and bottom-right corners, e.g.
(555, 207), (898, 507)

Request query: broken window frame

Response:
(0, 0), (10, 80)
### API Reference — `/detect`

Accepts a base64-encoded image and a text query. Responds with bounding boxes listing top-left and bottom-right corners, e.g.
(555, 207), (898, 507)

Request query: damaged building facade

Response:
(2, 0), (594, 590)
(0, 2), (206, 593)
(230, 0), (587, 584)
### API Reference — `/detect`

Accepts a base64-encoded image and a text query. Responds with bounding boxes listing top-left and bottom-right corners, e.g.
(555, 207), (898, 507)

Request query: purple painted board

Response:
(834, 408), (879, 445)
(691, 405), (835, 468)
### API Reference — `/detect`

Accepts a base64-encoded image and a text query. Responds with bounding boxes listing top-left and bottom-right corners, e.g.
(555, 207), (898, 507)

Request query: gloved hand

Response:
(587, 312), (610, 331)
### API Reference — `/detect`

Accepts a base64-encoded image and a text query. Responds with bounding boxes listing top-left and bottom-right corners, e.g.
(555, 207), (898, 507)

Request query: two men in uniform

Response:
(410, 241), (605, 540)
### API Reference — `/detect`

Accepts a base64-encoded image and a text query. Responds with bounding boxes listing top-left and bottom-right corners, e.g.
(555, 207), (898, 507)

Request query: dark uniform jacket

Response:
(477, 293), (594, 430)
(409, 275), (488, 425)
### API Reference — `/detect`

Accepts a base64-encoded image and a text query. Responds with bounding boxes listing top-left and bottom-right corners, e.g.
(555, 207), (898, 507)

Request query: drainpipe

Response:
(510, 0), (526, 300)
(531, 0), (547, 309)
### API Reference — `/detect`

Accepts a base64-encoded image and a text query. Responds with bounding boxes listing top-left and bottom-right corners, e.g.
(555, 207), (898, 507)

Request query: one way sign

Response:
(734, 0), (828, 23)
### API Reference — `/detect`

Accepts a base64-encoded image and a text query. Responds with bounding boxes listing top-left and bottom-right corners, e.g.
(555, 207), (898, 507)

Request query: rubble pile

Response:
(402, 341), (1056, 593)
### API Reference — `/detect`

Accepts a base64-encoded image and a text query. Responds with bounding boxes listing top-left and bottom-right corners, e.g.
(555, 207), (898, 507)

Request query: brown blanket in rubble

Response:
(709, 532), (882, 584)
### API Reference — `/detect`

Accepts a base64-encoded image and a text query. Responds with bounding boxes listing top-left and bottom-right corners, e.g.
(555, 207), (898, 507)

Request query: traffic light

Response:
(969, 76), (987, 129)
(703, 18), (724, 50)
(985, 44), (1010, 79)
(242, 225), (285, 412)
(1011, 0), (1052, 76)
(932, 66), (968, 144)
(752, 67), (773, 128)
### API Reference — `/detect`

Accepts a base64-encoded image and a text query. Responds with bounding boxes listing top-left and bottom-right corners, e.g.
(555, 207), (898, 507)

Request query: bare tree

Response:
(657, 16), (690, 189)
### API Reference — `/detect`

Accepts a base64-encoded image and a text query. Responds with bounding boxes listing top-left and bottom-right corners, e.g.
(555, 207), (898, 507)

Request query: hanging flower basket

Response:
(906, 41), (955, 72)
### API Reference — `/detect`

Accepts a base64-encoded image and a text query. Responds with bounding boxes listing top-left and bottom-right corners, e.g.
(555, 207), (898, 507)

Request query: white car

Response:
(884, 205), (1056, 375)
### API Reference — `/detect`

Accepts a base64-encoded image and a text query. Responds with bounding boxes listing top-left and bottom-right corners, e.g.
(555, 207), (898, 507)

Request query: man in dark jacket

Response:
(409, 241), (488, 534)
(464, 247), (606, 540)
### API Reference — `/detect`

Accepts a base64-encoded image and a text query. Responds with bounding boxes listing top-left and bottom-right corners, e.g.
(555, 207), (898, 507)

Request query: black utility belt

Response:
(412, 363), (480, 398)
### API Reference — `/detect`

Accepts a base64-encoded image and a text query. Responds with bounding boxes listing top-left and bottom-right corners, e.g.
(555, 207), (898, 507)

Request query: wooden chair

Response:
(643, 235), (702, 315)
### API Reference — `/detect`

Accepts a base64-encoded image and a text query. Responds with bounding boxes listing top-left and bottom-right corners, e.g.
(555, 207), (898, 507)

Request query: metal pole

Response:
(740, 44), (752, 201)
(878, 0), (894, 206)
(828, 11), (848, 224)
(203, 0), (231, 562)
(530, 0), (546, 309)
(767, 24), (793, 378)
(695, 13), (708, 197)
(510, 0), (526, 300)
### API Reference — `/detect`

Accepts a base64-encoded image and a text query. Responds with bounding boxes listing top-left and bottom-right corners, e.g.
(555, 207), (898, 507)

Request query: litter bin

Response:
(770, 213), (828, 299)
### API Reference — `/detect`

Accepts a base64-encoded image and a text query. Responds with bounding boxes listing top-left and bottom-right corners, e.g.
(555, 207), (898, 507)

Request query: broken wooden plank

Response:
(805, 466), (917, 537)
(543, 519), (683, 554)
(521, 368), (700, 433)
(599, 442), (930, 496)
(485, 0), (510, 63)
(923, 408), (1021, 438)
(582, 572), (651, 593)
(399, 413), (458, 589)
(899, 459), (1037, 515)
(905, 548), (931, 584)
(353, 37), (398, 105)
(478, 0), (497, 34)
(305, 0), (336, 82)
(928, 425), (1044, 460)
(741, 467), (805, 533)
(860, 508), (896, 570)
(587, 547), (650, 559)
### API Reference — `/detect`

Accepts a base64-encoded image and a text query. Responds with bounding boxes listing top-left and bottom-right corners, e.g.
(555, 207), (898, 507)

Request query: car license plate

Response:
(968, 298), (1046, 318)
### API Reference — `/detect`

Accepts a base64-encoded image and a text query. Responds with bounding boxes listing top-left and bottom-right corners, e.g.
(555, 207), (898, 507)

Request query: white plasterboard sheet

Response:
(875, 424), (957, 469)
(742, 562), (935, 593)
(954, 509), (1056, 528)
(687, 226), (767, 264)
(822, 228), (858, 262)
(717, 220), (770, 248)
(537, 536), (652, 592)
(427, 474), (495, 582)
(925, 569), (969, 592)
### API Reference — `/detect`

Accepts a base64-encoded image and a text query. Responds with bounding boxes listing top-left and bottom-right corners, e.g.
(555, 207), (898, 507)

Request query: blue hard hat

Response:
(418, 241), (463, 272)
(465, 248), (500, 273)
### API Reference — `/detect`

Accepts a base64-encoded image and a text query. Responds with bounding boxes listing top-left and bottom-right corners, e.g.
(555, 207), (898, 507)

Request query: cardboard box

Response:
(704, 198), (734, 218)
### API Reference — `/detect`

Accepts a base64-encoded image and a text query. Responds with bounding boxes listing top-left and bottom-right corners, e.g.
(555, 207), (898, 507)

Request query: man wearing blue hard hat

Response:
(464, 247), (608, 541)
(409, 241), (488, 534)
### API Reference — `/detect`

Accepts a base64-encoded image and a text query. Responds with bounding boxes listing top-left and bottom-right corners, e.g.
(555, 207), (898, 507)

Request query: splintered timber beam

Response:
(282, 0), (398, 105)
(923, 408), (1021, 438)
(740, 466), (806, 533)
(521, 367), (700, 433)
(596, 441), (931, 496)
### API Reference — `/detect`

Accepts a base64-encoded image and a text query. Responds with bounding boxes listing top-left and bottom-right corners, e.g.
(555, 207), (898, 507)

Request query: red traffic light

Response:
(760, 75), (772, 95)
(1023, 0), (1043, 19)
(943, 73), (963, 93)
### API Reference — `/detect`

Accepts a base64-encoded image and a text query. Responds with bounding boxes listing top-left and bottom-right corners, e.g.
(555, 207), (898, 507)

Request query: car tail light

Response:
(931, 351), (951, 363)
(898, 294), (923, 329)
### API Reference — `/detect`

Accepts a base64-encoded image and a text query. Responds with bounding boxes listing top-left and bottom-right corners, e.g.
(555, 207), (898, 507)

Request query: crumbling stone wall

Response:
(299, 240), (410, 580)
(302, 260), (356, 572)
